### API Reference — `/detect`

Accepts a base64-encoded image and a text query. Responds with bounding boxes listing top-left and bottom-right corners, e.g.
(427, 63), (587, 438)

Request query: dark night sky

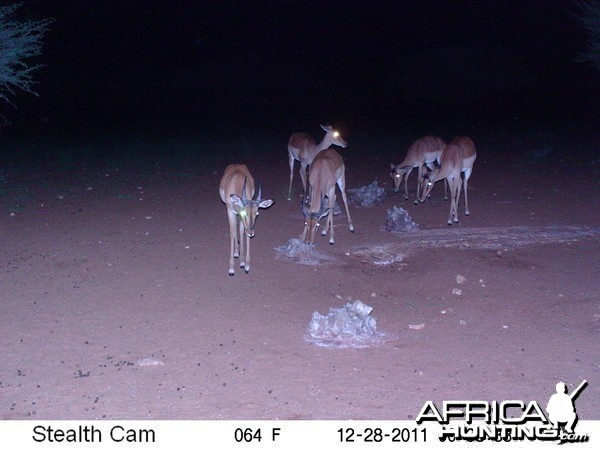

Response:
(6, 0), (600, 138)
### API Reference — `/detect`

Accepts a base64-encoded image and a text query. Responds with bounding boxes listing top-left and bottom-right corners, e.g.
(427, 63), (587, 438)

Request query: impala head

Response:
(301, 189), (332, 244)
(320, 123), (347, 149)
(230, 178), (273, 238)
(418, 170), (437, 203)
(389, 163), (405, 192)
(389, 163), (413, 192)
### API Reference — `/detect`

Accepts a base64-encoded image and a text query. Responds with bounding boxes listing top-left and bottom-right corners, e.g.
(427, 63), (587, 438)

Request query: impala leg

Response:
(463, 169), (472, 215)
(447, 184), (454, 225)
(288, 152), (295, 201)
(299, 163), (308, 197)
(321, 193), (333, 236)
(227, 211), (237, 276)
(321, 215), (328, 237)
(232, 215), (240, 259)
(245, 234), (251, 273)
(403, 168), (412, 200)
(454, 178), (462, 223)
(238, 219), (246, 269)
(328, 208), (335, 244)
(324, 194), (336, 244)
(444, 178), (449, 201)
(415, 165), (424, 204)
(337, 177), (354, 233)
(447, 178), (458, 225)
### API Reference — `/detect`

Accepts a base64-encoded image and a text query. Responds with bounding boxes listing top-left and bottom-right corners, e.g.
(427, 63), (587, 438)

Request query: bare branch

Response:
(574, 0), (600, 75)
(0, 2), (53, 115)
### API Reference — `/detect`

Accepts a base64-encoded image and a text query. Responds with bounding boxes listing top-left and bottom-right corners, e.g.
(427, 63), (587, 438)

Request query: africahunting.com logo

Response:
(416, 380), (589, 443)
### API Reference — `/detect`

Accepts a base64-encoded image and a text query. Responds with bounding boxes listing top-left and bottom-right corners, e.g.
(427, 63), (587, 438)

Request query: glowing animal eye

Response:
(427, 182), (432, 187)
(395, 174), (400, 178)
(333, 131), (339, 137)
(239, 210), (247, 217)
(316, 223), (320, 227)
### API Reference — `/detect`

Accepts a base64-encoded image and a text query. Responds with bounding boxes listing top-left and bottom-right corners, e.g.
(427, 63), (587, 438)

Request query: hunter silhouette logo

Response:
(546, 380), (587, 435)
(416, 379), (590, 443)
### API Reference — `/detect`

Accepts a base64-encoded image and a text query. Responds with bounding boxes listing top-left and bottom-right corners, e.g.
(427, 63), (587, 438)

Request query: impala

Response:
(219, 164), (273, 276)
(390, 135), (447, 203)
(418, 137), (476, 225)
(287, 123), (347, 200)
(301, 148), (354, 244)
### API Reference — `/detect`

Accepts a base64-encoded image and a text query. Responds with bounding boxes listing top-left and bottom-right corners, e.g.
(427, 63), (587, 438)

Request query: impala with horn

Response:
(219, 164), (273, 275)
(418, 137), (476, 225)
(390, 135), (447, 203)
(301, 148), (354, 245)
(287, 123), (347, 200)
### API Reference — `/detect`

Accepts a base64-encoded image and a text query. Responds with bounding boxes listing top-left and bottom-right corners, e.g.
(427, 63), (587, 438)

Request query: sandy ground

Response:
(1, 128), (598, 420)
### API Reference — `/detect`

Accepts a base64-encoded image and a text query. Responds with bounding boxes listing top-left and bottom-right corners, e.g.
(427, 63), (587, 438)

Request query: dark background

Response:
(2, 0), (599, 150)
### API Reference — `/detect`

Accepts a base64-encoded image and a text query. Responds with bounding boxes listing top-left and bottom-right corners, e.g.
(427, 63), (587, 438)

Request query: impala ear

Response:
(320, 124), (332, 132)
(301, 200), (309, 217)
(230, 194), (244, 209)
(319, 207), (333, 220)
(390, 163), (396, 170)
(258, 199), (273, 209)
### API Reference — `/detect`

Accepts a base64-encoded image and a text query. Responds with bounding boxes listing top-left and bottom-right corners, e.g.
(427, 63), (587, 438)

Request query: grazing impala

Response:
(418, 137), (476, 225)
(301, 148), (354, 244)
(288, 124), (347, 200)
(390, 135), (447, 203)
(219, 164), (273, 276)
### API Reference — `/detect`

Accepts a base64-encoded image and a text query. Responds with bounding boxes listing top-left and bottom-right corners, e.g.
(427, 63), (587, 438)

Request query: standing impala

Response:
(389, 135), (447, 203)
(418, 137), (476, 225)
(287, 123), (347, 200)
(301, 148), (354, 245)
(219, 164), (273, 276)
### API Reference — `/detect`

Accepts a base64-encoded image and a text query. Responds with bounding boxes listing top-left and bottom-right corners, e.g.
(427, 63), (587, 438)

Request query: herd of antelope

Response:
(220, 124), (477, 275)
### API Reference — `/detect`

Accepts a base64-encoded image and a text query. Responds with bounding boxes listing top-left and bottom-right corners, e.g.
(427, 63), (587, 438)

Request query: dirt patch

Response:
(1, 133), (598, 421)
(351, 225), (599, 266)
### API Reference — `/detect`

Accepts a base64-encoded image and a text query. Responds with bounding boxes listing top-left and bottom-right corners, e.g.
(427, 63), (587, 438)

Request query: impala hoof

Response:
(229, 270), (234, 276)
(465, 211), (470, 216)
(329, 240), (334, 245)
(349, 225), (355, 233)
(447, 221), (452, 226)
(413, 200), (418, 205)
